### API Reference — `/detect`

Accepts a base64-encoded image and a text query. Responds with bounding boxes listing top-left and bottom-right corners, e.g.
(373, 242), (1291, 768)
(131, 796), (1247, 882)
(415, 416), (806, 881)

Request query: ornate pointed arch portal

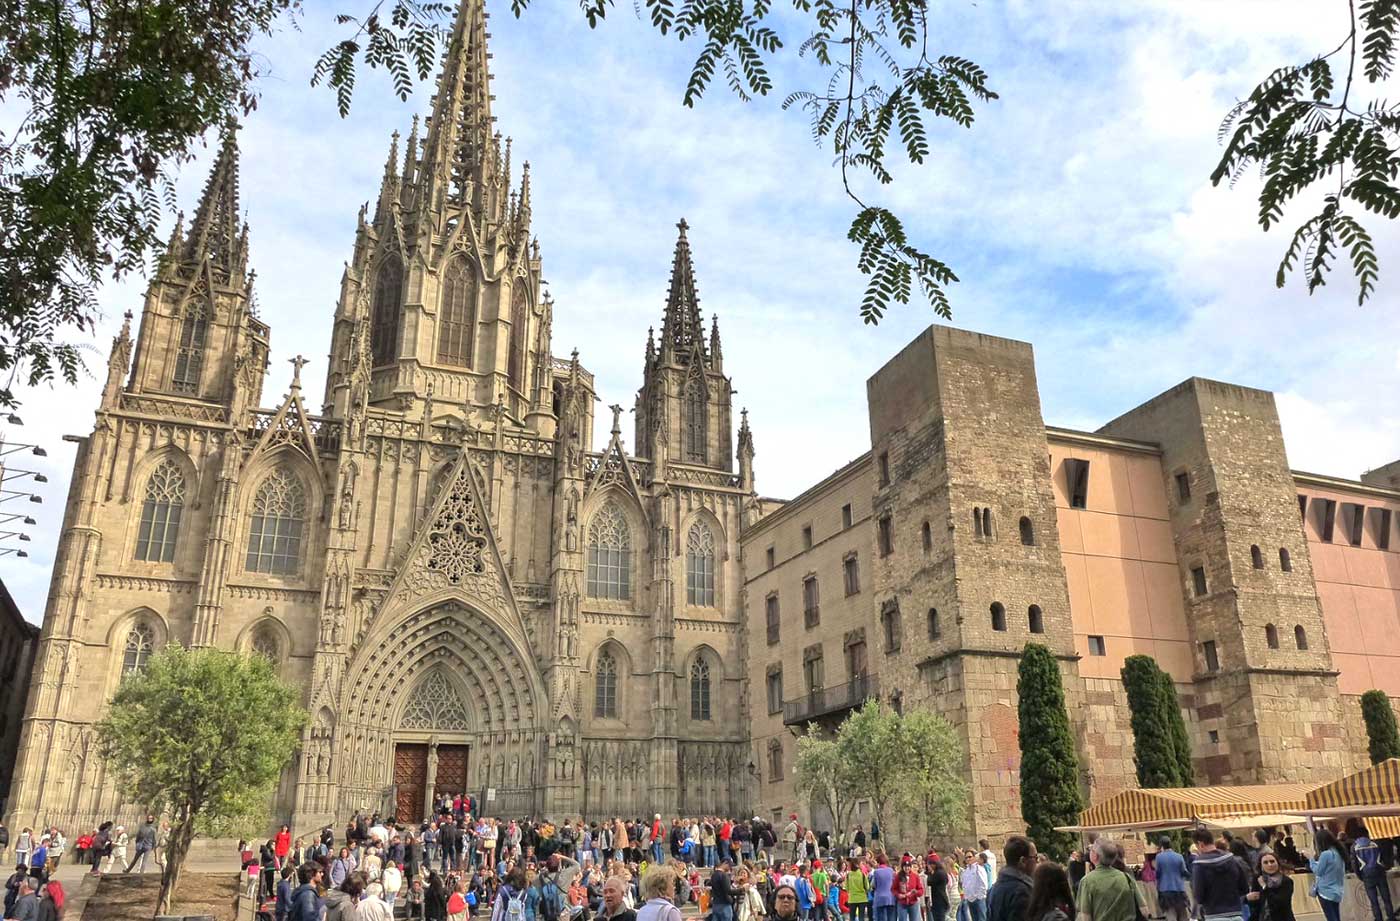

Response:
(392, 667), (474, 822)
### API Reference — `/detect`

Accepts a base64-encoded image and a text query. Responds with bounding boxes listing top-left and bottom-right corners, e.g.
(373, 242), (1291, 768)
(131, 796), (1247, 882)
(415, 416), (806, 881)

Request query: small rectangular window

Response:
(878, 514), (894, 556)
(804, 650), (824, 694)
(1175, 472), (1191, 502)
(1087, 635), (1106, 656)
(766, 668), (783, 715)
(1208, 729), (1220, 744)
(878, 452), (891, 487)
(1067, 458), (1090, 509)
(1191, 565), (1208, 597)
(1377, 508), (1393, 551)
(1346, 503), (1366, 546)
(1298, 494), (1308, 520)
(1202, 640), (1220, 673)
(843, 555), (861, 596)
(765, 594), (780, 645)
(803, 576), (820, 628)
(927, 608), (940, 640)
(841, 504), (853, 529)
(1319, 498), (1337, 542)
(846, 639), (868, 680)
(802, 525), (813, 550)
(882, 602), (901, 654)
(766, 546), (776, 569)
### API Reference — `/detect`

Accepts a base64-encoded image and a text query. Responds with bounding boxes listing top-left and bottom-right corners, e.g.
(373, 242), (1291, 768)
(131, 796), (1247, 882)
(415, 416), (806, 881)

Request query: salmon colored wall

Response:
(1299, 482), (1400, 695)
(1048, 438), (1193, 681)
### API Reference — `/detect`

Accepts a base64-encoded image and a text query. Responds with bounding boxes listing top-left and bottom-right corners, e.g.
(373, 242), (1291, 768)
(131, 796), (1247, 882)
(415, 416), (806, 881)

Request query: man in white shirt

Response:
(978, 839), (997, 879)
(960, 854), (989, 921)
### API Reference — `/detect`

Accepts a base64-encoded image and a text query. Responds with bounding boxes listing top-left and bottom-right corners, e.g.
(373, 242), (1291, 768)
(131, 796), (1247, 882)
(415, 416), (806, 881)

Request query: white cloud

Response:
(4, 0), (1397, 621)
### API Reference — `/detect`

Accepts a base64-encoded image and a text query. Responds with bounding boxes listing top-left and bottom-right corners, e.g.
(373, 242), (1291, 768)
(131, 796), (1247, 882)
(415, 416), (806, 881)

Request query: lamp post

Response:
(0, 417), (46, 542)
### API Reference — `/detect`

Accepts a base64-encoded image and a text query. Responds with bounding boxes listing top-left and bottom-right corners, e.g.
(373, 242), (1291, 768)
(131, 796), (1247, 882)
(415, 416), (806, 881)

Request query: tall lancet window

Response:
(371, 255), (403, 367)
(684, 370), (707, 462)
(171, 303), (208, 393)
(586, 502), (632, 600)
(686, 521), (716, 606)
(437, 256), (476, 367)
(246, 468), (308, 575)
(508, 284), (528, 391)
(135, 459), (186, 562)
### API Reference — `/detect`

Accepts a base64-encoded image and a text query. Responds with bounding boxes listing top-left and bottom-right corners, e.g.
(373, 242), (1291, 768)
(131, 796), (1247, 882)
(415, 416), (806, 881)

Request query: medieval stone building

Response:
(4, 0), (754, 833)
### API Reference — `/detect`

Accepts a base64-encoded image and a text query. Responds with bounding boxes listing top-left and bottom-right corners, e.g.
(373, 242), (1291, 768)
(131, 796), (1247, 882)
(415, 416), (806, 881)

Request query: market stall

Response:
(1298, 759), (1400, 921)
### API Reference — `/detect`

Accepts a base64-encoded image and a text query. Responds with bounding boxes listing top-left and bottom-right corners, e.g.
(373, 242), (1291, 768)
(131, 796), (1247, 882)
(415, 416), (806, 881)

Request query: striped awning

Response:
(1080, 783), (1319, 829)
(1307, 759), (1400, 810)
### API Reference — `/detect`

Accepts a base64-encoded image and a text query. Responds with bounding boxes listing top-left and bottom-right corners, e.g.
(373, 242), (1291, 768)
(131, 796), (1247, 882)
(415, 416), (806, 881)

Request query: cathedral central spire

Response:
(419, 0), (497, 209)
(181, 125), (248, 281)
(660, 218), (706, 363)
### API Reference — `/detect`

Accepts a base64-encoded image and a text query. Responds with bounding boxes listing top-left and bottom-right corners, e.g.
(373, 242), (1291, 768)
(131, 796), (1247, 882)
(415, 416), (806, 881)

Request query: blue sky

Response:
(4, 0), (1398, 621)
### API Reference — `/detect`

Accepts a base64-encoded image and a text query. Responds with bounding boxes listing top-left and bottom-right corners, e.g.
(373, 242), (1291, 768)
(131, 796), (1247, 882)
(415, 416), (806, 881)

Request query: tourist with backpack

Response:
(495, 867), (531, 921)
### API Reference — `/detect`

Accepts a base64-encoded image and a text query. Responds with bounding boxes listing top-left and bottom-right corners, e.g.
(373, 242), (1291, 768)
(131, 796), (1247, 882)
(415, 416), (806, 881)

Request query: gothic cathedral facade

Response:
(5, 0), (758, 833)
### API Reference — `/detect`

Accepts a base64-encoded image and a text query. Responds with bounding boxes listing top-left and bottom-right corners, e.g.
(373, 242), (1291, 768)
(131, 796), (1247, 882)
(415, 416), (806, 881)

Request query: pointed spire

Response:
(419, 0), (496, 208)
(737, 407), (755, 493)
(183, 124), (245, 277)
(164, 211), (185, 263)
(709, 314), (723, 368)
(102, 310), (135, 406)
(515, 161), (532, 235)
(376, 131), (401, 218)
(660, 217), (706, 363)
(645, 326), (656, 368)
(403, 115), (420, 185)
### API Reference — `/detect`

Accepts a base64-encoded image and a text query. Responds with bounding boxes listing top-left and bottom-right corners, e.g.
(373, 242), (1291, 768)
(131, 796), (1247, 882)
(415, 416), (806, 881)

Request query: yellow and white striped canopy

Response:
(1304, 760), (1400, 838)
(1079, 783), (1319, 830)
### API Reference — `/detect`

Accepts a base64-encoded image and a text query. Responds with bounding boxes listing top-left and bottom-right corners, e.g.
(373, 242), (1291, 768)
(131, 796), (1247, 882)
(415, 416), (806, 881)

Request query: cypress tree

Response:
(1017, 642), (1084, 860)
(1361, 690), (1400, 764)
(1122, 655), (1181, 787)
(1159, 668), (1195, 786)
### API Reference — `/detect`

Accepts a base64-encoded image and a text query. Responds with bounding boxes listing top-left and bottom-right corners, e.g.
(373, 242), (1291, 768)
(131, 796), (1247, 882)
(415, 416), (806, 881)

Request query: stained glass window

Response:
(122, 621), (155, 676)
(684, 372), (706, 462)
(135, 460), (185, 562)
(371, 256), (403, 367)
(594, 651), (618, 718)
(686, 522), (715, 606)
(437, 256), (476, 367)
(586, 502), (631, 600)
(690, 658), (711, 721)
(246, 469), (307, 575)
(171, 304), (208, 393)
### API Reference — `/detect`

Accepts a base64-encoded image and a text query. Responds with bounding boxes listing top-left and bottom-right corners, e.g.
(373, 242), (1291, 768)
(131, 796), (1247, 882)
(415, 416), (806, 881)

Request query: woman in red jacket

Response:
(274, 825), (292, 868)
(894, 858), (925, 921)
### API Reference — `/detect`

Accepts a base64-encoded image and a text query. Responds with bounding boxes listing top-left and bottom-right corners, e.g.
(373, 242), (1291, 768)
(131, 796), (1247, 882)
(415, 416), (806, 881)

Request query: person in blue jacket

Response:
(1308, 828), (1347, 921)
(1351, 823), (1396, 921)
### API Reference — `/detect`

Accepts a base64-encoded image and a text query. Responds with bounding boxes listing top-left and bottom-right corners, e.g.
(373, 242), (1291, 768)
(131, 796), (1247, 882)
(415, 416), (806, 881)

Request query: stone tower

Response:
(1101, 380), (1348, 782)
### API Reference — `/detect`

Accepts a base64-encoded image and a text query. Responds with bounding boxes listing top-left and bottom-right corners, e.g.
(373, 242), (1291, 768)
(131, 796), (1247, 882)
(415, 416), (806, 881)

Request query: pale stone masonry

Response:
(745, 325), (1397, 841)
(5, 0), (755, 833)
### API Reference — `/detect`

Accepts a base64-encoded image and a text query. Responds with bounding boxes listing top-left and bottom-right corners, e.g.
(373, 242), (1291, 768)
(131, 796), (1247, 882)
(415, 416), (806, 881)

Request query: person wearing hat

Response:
(782, 816), (802, 865)
(895, 857), (925, 921)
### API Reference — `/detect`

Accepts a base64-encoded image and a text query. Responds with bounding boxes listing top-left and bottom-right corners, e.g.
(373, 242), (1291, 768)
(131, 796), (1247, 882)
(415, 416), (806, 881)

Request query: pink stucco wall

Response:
(1048, 436), (1192, 681)
(1299, 479), (1400, 695)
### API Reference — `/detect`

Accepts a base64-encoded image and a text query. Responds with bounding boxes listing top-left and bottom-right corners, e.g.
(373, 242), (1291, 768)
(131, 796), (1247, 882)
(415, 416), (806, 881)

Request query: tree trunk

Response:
(155, 810), (196, 918)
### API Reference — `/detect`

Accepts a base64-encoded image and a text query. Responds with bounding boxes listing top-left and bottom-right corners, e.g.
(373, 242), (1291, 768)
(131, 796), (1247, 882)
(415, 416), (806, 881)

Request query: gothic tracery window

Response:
(508, 284), (528, 391)
(122, 621), (155, 676)
(690, 657), (712, 721)
(594, 650), (618, 718)
(586, 502), (632, 600)
(437, 255), (476, 368)
(171, 303), (208, 394)
(684, 371), (706, 463)
(370, 256), (403, 367)
(245, 468), (308, 575)
(135, 460), (186, 562)
(686, 521), (716, 606)
(401, 675), (471, 731)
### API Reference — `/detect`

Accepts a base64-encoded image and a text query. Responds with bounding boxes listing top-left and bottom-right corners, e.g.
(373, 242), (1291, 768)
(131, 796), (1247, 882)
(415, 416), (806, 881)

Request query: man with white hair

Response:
(1075, 840), (1143, 921)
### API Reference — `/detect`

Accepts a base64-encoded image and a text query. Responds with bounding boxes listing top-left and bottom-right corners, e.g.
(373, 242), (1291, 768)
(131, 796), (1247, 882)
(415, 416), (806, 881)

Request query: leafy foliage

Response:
(1214, 0), (1399, 305)
(0, 0), (299, 407)
(95, 645), (305, 914)
(795, 700), (968, 851)
(312, 0), (453, 117)
(1016, 642), (1083, 861)
(1122, 655), (1192, 789)
(1157, 667), (1194, 786)
(1361, 689), (1400, 764)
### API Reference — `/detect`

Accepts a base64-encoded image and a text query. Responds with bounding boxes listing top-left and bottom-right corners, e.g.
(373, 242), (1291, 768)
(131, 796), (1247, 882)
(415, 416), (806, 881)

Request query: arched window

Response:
(1251, 545), (1264, 569)
(171, 303), (208, 393)
(1028, 604), (1045, 634)
(594, 650), (618, 718)
(370, 256), (403, 367)
(1279, 548), (1292, 572)
(251, 624), (281, 662)
(436, 255), (476, 367)
(122, 621), (156, 676)
(246, 468), (308, 575)
(508, 284), (528, 391)
(586, 502), (632, 600)
(686, 521), (716, 606)
(991, 602), (1007, 632)
(1294, 625), (1309, 650)
(1265, 623), (1279, 649)
(401, 674), (471, 731)
(981, 508), (994, 539)
(684, 371), (707, 463)
(927, 608), (940, 640)
(921, 521), (932, 553)
(135, 460), (186, 562)
(973, 507), (983, 537)
(1019, 516), (1035, 546)
(690, 658), (712, 721)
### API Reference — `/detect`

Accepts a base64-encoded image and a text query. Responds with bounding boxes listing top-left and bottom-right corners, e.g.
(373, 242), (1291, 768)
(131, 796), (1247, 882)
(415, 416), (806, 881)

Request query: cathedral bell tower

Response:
(323, 0), (553, 434)
(124, 128), (269, 422)
(633, 219), (733, 471)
